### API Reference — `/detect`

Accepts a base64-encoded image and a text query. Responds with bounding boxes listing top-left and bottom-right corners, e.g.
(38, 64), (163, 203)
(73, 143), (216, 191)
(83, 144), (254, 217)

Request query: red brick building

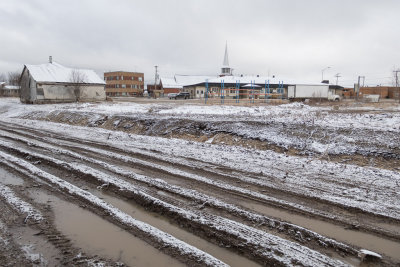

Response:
(359, 86), (399, 99)
(104, 71), (144, 97)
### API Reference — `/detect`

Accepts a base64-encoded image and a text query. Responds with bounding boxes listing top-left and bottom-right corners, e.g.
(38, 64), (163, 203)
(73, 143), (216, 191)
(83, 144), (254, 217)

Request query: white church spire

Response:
(223, 42), (229, 67)
(220, 42), (232, 76)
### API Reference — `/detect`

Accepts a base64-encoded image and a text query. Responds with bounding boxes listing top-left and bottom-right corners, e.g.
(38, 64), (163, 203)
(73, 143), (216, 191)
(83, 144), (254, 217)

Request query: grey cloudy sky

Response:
(1, 0), (399, 86)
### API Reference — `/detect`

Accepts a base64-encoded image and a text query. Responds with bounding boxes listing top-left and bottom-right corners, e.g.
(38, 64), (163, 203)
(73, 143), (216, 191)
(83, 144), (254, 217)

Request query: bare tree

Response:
(7, 71), (21, 86)
(0, 73), (6, 82)
(69, 69), (87, 102)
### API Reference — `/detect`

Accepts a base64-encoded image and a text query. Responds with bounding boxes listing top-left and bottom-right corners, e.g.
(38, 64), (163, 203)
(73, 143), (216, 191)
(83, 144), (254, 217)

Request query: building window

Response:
(122, 84), (126, 88)
(121, 76), (123, 80)
(138, 77), (143, 82)
(36, 88), (44, 96)
(116, 76), (119, 80)
(132, 77), (135, 80)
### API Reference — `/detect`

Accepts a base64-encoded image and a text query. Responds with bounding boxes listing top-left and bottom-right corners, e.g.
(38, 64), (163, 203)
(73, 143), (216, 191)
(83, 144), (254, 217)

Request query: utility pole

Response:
(154, 65), (158, 98)
(334, 73), (341, 86)
(356, 75), (365, 100)
(154, 65), (158, 87)
(394, 70), (400, 103)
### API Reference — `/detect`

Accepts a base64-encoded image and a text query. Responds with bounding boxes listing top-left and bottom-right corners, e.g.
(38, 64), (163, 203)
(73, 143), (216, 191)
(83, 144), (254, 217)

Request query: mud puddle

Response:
(9, 225), (61, 266)
(29, 189), (184, 267)
(246, 201), (400, 262)
(89, 189), (261, 267)
(0, 167), (24, 186)
(374, 220), (400, 235)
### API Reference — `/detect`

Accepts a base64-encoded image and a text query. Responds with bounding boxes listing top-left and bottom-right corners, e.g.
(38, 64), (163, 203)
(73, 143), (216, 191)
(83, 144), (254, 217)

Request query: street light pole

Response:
(321, 66), (330, 82)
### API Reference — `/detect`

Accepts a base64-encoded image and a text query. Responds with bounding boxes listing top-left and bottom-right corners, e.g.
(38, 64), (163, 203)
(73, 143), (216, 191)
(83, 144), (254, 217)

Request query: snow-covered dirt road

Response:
(0, 98), (399, 266)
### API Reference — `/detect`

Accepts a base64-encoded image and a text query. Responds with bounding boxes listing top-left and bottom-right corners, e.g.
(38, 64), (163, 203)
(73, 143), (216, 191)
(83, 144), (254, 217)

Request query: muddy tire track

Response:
(0, 126), (359, 266)
(0, 123), (398, 266)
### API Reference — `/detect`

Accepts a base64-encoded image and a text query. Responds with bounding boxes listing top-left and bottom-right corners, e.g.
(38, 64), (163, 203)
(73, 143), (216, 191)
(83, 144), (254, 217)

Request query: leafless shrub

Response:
(69, 69), (87, 102)
(7, 70), (22, 86)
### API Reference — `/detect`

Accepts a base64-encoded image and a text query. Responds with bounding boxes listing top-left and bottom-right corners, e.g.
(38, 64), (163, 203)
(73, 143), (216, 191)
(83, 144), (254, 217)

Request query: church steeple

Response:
(223, 42), (229, 67)
(220, 42), (232, 76)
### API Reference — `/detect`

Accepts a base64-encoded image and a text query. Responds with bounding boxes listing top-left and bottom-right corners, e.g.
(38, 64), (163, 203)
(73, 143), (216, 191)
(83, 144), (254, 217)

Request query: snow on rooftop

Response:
(161, 74), (329, 87)
(4, 85), (20, 90)
(174, 75), (215, 86)
(160, 75), (216, 88)
(25, 62), (105, 85)
(160, 77), (183, 89)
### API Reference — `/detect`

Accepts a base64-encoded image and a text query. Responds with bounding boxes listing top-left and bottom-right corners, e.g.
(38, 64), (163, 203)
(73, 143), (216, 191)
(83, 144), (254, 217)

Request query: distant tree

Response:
(7, 71), (21, 86)
(69, 69), (87, 102)
(0, 73), (6, 82)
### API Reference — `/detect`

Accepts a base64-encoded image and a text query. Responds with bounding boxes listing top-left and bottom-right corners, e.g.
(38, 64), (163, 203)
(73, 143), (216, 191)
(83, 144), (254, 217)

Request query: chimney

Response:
(49, 56), (52, 64)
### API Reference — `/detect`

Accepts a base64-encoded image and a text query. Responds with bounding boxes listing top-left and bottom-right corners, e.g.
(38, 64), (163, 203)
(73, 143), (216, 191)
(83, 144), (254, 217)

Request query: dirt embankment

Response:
(23, 110), (400, 171)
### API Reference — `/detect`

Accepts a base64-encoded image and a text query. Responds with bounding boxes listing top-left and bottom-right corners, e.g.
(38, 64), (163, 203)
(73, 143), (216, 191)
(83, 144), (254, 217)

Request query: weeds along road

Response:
(0, 102), (399, 266)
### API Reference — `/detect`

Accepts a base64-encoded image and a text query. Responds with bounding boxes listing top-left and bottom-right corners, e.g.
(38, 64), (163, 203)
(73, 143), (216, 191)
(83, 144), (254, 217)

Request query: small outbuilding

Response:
(0, 84), (20, 97)
(20, 60), (106, 104)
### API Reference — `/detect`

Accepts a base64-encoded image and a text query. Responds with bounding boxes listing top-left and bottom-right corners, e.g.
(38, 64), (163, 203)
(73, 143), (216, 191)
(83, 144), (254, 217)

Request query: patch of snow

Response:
(0, 183), (43, 222)
(21, 244), (47, 265)
(359, 249), (382, 259)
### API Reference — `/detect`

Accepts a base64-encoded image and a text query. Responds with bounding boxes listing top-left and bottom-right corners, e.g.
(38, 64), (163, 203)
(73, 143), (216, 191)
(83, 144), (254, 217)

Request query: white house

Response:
(20, 60), (105, 104)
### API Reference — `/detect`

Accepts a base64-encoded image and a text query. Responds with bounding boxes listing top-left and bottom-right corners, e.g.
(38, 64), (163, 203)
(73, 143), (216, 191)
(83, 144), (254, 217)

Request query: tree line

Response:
(0, 70), (22, 86)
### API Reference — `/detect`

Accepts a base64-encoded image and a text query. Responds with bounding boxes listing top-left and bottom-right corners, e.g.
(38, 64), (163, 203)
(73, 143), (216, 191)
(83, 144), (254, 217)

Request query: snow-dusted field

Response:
(0, 97), (399, 266)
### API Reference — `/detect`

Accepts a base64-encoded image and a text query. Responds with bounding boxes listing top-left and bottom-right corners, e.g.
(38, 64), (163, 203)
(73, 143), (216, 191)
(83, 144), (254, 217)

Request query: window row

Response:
(105, 76), (143, 82)
(106, 84), (143, 89)
(106, 92), (139, 97)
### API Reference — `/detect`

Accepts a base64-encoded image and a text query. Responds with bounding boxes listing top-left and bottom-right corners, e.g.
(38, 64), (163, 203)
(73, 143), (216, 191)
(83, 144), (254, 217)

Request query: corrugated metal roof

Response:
(25, 62), (105, 84)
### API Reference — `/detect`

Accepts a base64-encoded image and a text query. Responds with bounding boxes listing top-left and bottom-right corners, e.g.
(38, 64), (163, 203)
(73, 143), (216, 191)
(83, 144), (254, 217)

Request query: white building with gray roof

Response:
(20, 58), (105, 104)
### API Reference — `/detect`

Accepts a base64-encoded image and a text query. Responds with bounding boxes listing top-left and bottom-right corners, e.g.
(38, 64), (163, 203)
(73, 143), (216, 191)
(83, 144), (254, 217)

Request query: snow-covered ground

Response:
(0, 98), (398, 218)
(1, 98), (400, 132)
(0, 98), (399, 266)
(2, 98), (399, 157)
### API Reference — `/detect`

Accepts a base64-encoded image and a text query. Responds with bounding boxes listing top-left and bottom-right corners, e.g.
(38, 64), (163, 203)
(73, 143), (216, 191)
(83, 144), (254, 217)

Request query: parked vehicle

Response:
(288, 84), (341, 101)
(173, 92), (190, 99)
(168, 93), (178, 99)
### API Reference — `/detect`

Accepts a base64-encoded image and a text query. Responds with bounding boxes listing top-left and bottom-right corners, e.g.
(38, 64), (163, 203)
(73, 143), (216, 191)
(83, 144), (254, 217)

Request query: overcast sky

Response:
(1, 0), (399, 86)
